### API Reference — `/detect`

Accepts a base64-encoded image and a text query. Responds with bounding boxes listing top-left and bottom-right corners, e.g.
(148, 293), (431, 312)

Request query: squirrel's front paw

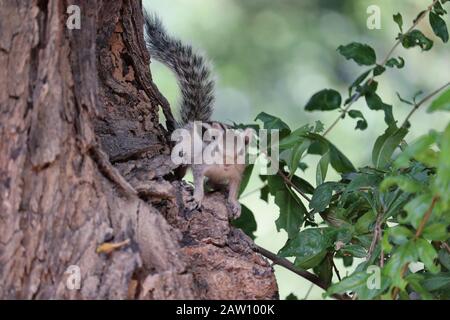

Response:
(185, 194), (202, 212)
(228, 201), (241, 219)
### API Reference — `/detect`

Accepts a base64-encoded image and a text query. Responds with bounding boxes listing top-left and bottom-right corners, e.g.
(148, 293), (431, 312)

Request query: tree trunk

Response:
(0, 0), (278, 299)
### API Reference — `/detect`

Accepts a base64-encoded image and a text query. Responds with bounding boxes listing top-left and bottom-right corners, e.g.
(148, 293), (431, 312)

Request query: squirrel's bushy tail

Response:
(144, 11), (214, 125)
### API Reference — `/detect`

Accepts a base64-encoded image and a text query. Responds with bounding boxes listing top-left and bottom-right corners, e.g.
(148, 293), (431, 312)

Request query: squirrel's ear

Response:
(243, 128), (254, 145)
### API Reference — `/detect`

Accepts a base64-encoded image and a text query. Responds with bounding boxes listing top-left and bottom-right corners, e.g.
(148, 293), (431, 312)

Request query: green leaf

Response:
(289, 140), (311, 176)
(428, 87), (450, 112)
(329, 144), (356, 174)
(385, 56), (405, 69)
(423, 273), (450, 291)
(306, 133), (356, 174)
(316, 152), (330, 186)
(429, 11), (449, 43)
(433, 1), (447, 16)
(416, 238), (440, 273)
(340, 244), (367, 258)
(380, 176), (422, 193)
(279, 228), (334, 269)
(275, 189), (306, 238)
(348, 110), (368, 130)
(309, 182), (339, 213)
(327, 272), (366, 295)
(436, 124), (450, 207)
(387, 226), (414, 245)
(365, 92), (395, 126)
(337, 42), (377, 66)
(255, 112), (290, 133)
(314, 254), (333, 287)
(285, 293), (298, 300)
(232, 205), (257, 240)
(260, 184), (269, 202)
(402, 194), (434, 229)
(354, 210), (376, 234)
(372, 125), (408, 169)
(349, 69), (371, 96)
(278, 124), (312, 149)
(304, 89), (342, 111)
(422, 223), (449, 241)
(373, 65), (386, 76)
(393, 13), (403, 32)
(384, 241), (418, 288)
(394, 131), (439, 168)
(401, 30), (434, 51)
(291, 175), (315, 195)
(438, 249), (450, 270)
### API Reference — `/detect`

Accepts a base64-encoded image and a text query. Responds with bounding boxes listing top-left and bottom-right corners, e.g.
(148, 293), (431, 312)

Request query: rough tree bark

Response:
(0, 0), (278, 299)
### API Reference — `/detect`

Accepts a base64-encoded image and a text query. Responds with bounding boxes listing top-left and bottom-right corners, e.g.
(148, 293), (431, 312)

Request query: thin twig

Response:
(331, 255), (342, 282)
(302, 283), (315, 300)
(400, 81), (450, 128)
(259, 149), (311, 202)
(253, 245), (351, 300)
(323, 0), (439, 137)
(367, 208), (384, 262)
(278, 169), (311, 202)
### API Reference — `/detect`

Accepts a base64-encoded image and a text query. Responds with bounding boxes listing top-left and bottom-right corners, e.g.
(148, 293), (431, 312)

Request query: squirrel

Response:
(144, 11), (253, 219)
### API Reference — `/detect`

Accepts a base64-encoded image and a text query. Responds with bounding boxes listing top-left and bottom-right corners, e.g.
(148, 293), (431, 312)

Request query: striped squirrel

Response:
(144, 12), (253, 218)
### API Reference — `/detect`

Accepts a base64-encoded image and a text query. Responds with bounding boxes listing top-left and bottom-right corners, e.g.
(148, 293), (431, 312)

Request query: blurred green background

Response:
(143, 0), (449, 299)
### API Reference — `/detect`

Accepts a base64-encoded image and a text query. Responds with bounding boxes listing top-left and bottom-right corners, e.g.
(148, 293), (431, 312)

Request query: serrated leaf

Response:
(337, 42), (377, 66)
(232, 205), (257, 240)
(428, 87), (450, 112)
(372, 125), (409, 169)
(429, 11), (449, 43)
(275, 189), (306, 238)
(305, 89), (342, 111)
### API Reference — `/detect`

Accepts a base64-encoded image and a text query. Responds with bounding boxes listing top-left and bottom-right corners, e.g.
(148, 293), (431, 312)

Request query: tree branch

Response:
(400, 81), (450, 129)
(254, 244), (351, 300)
(323, 0), (439, 137)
